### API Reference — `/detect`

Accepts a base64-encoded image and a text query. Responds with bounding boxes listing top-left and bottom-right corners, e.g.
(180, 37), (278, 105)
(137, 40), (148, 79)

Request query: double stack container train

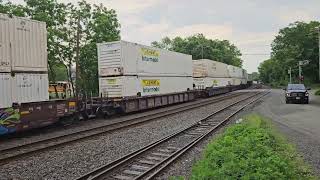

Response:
(97, 41), (193, 98)
(0, 14), (249, 136)
(193, 59), (248, 97)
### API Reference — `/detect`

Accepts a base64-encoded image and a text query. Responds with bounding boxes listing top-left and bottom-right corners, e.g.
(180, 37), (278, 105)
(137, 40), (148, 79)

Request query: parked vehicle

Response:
(283, 84), (310, 104)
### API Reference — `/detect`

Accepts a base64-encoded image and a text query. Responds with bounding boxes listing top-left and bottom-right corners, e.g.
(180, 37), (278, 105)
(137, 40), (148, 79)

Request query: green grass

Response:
(315, 89), (320, 96)
(189, 114), (316, 180)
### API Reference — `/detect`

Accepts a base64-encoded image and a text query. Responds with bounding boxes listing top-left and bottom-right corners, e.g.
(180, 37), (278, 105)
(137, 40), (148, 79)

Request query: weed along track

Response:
(76, 90), (269, 180)
(0, 92), (247, 165)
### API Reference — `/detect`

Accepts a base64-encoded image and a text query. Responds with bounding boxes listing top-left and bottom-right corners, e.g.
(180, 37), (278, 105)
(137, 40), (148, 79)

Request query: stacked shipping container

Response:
(97, 41), (193, 98)
(0, 14), (49, 109)
(193, 59), (247, 89)
(193, 59), (232, 89)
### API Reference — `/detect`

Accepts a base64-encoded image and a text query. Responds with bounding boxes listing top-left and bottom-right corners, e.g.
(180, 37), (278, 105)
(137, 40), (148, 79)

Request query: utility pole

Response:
(318, 27), (320, 82)
(201, 45), (204, 59)
(299, 62), (302, 83)
(288, 67), (292, 84)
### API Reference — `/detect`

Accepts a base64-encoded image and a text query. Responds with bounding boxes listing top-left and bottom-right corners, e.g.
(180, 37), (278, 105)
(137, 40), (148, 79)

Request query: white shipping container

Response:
(0, 14), (11, 72)
(232, 78), (242, 86)
(193, 59), (229, 78)
(227, 65), (243, 78)
(193, 77), (233, 90)
(243, 69), (248, 80)
(98, 41), (193, 77)
(99, 76), (193, 98)
(12, 73), (49, 103)
(241, 78), (248, 85)
(10, 16), (47, 72)
(0, 73), (12, 109)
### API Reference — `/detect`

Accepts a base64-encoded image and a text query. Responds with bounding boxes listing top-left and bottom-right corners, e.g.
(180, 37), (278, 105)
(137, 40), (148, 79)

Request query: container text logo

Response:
(106, 79), (117, 85)
(212, 80), (218, 86)
(141, 48), (159, 62)
(141, 79), (160, 92)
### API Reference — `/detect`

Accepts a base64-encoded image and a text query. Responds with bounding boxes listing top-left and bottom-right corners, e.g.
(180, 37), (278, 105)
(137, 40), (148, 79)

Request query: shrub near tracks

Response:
(191, 114), (316, 180)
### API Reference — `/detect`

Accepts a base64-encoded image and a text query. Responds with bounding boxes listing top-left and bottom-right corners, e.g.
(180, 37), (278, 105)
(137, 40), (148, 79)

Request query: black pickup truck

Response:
(283, 84), (310, 104)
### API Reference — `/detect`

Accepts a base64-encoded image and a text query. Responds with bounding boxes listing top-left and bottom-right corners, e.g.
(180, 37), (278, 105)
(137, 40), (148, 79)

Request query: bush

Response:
(315, 89), (320, 96)
(191, 114), (315, 180)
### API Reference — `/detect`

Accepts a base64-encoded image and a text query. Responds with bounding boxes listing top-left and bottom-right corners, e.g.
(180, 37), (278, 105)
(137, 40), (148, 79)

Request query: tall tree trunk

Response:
(75, 14), (81, 99)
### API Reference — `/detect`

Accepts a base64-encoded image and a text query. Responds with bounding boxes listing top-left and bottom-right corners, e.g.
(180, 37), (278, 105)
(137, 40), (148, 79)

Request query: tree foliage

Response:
(259, 21), (320, 86)
(152, 34), (243, 67)
(0, 0), (120, 96)
(248, 72), (259, 81)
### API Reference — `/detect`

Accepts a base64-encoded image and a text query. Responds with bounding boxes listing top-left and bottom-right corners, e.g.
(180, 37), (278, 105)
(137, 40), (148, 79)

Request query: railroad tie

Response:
(167, 146), (179, 150)
(151, 152), (170, 157)
(131, 164), (150, 171)
(158, 149), (175, 153)
(139, 160), (157, 165)
(123, 169), (143, 176)
(184, 132), (203, 136)
(113, 175), (133, 180)
(145, 156), (163, 161)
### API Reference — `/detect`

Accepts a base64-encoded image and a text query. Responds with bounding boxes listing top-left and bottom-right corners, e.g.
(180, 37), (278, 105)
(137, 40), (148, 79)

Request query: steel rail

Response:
(76, 91), (268, 180)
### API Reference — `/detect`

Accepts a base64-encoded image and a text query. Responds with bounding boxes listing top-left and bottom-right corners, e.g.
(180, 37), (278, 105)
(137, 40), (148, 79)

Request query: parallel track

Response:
(0, 92), (248, 164)
(76, 90), (269, 180)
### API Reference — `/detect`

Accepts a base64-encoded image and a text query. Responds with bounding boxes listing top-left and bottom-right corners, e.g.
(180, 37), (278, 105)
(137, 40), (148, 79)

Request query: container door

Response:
(0, 14), (11, 72)
(10, 17), (47, 72)
(12, 73), (49, 103)
(0, 73), (12, 108)
(98, 42), (122, 76)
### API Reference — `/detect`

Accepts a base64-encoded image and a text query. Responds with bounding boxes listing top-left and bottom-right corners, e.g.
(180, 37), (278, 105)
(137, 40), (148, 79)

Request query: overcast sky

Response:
(7, 0), (320, 73)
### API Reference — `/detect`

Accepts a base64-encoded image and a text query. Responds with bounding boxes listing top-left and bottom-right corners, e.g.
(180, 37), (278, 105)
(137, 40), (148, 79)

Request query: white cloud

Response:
(58, 0), (162, 14)
(169, 24), (233, 40)
(278, 9), (314, 24)
(6, 0), (320, 73)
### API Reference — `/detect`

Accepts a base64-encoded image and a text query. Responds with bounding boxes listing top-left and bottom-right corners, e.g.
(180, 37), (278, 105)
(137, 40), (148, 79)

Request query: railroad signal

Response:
(300, 76), (304, 81)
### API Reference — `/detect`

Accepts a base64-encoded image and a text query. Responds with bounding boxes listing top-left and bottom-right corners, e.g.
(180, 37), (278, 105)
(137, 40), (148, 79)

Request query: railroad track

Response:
(76, 90), (269, 180)
(0, 92), (248, 164)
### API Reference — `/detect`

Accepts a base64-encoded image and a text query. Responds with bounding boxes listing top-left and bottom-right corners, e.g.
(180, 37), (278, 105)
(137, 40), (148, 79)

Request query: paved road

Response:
(253, 89), (320, 175)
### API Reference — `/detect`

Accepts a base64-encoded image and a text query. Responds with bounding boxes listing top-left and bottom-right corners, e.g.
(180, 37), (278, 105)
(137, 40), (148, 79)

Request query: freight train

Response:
(0, 14), (249, 136)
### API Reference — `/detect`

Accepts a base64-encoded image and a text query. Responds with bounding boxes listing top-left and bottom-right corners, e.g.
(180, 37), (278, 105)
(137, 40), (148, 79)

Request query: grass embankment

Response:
(190, 114), (316, 180)
(309, 83), (320, 96)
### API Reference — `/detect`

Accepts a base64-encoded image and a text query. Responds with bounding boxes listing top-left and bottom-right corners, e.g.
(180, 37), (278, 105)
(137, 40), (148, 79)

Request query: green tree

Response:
(70, 1), (121, 96)
(259, 21), (320, 85)
(0, 0), (26, 16)
(152, 34), (243, 67)
(248, 72), (259, 81)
